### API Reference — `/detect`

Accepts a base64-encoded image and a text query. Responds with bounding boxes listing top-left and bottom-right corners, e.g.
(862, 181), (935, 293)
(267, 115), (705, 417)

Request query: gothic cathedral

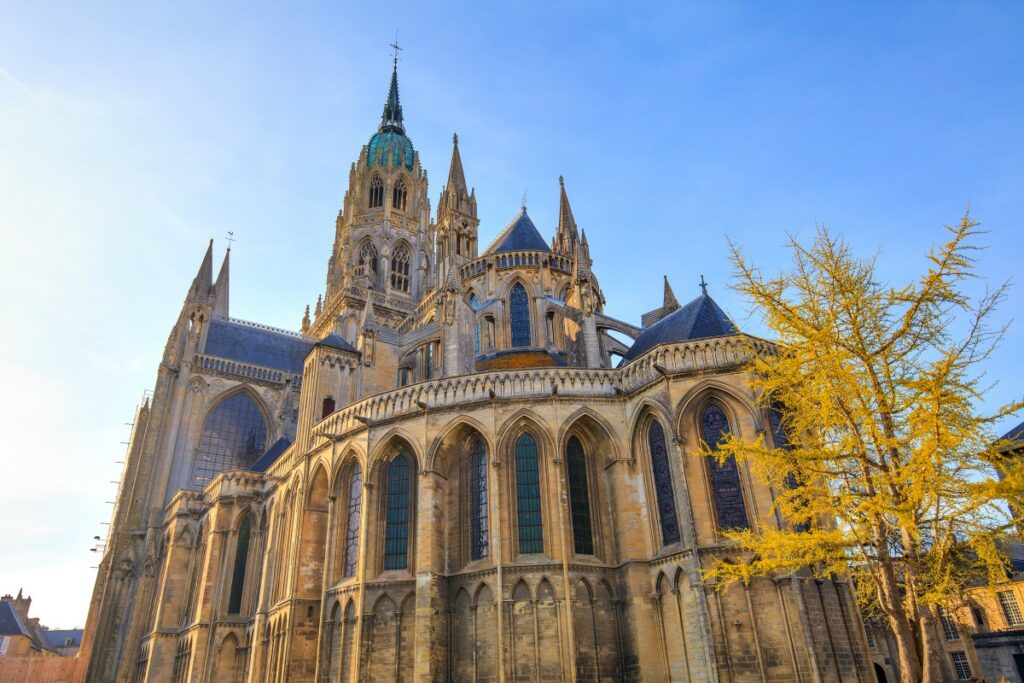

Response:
(79, 60), (873, 682)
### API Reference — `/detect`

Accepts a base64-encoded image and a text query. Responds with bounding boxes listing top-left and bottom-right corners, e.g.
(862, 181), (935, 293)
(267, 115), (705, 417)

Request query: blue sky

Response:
(1, 2), (1021, 627)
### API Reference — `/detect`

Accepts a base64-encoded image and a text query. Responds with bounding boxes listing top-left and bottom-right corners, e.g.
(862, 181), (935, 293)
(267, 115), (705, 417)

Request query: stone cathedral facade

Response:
(80, 62), (873, 683)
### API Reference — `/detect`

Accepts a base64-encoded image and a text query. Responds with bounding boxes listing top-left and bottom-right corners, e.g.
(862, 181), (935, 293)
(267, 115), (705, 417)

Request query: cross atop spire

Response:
(379, 44), (405, 135)
(699, 274), (708, 297)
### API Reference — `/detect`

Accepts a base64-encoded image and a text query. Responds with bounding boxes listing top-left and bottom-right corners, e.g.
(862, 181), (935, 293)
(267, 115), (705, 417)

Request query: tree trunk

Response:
(887, 611), (922, 683)
(918, 608), (946, 683)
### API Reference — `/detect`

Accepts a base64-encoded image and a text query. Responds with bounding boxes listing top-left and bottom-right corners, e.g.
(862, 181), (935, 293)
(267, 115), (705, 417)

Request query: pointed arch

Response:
(338, 600), (357, 683)
(566, 436), (595, 555)
(392, 175), (408, 211)
(509, 280), (531, 347)
(390, 240), (411, 292)
(510, 580), (537, 681)
(368, 174), (384, 208)
(190, 387), (269, 489)
(451, 588), (474, 680)
(337, 457), (363, 580)
(295, 465), (329, 598)
(356, 239), (380, 287)
(700, 400), (750, 530)
(381, 449), (416, 571)
(227, 513), (252, 614)
(645, 415), (681, 546)
(514, 431), (543, 554)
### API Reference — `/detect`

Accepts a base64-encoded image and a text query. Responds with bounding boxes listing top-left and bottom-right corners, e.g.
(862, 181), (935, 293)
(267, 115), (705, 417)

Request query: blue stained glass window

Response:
(647, 420), (680, 545)
(191, 392), (267, 489)
(515, 433), (543, 554)
(701, 403), (750, 530)
(566, 437), (594, 555)
(469, 437), (489, 560)
(342, 465), (362, 577)
(509, 283), (531, 347)
(227, 516), (251, 614)
(383, 455), (412, 570)
(470, 295), (481, 355)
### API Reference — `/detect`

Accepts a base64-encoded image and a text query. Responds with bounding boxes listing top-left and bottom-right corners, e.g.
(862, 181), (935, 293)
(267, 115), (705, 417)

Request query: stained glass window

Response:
(392, 177), (407, 211)
(647, 420), (680, 545)
(469, 436), (489, 560)
(227, 516), (251, 614)
(191, 393), (267, 489)
(390, 244), (410, 292)
(515, 433), (543, 554)
(470, 295), (481, 355)
(510, 283), (531, 347)
(425, 343), (434, 380)
(701, 402), (750, 530)
(368, 175), (384, 208)
(342, 465), (362, 577)
(566, 436), (594, 555)
(383, 455), (412, 570)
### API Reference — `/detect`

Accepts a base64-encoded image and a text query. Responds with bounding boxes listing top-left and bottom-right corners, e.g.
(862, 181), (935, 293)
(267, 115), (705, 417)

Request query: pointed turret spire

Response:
(379, 54), (404, 134)
(663, 275), (680, 309)
(315, 294), (322, 317)
(447, 133), (467, 193)
(301, 305), (311, 334)
(212, 247), (230, 317)
(190, 239), (214, 300)
(553, 176), (580, 256)
(360, 297), (376, 329)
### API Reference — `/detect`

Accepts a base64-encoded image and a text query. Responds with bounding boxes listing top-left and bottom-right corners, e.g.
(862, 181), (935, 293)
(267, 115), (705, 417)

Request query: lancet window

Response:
(356, 242), (379, 287)
(470, 294), (481, 355)
(390, 244), (411, 292)
(383, 454), (413, 570)
(648, 420), (680, 545)
(468, 436), (489, 560)
(191, 393), (267, 490)
(342, 464), (362, 577)
(701, 402), (750, 530)
(509, 283), (531, 347)
(392, 177), (407, 211)
(227, 515), (251, 614)
(368, 175), (384, 208)
(566, 436), (594, 555)
(514, 433), (543, 554)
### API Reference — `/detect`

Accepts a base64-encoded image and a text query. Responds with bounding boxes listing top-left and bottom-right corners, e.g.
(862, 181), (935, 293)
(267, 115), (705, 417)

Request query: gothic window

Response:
(383, 454), (413, 570)
(397, 367), (412, 387)
(392, 177), (407, 211)
(483, 316), (495, 352)
(357, 242), (379, 287)
(342, 464), (362, 577)
(701, 402), (750, 530)
(368, 175), (384, 208)
(190, 392), (267, 490)
(938, 606), (959, 640)
(468, 436), (489, 560)
(514, 433), (543, 554)
(647, 420), (680, 545)
(545, 311), (556, 345)
(390, 244), (411, 292)
(424, 342), (435, 380)
(566, 436), (594, 555)
(227, 516), (251, 614)
(470, 295), (481, 355)
(509, 282), (531, 347)
(321, 396), (336, 420)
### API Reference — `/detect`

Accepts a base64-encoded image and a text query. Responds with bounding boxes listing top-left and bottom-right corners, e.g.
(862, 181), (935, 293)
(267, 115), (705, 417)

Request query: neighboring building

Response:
(0, 590), (86, 683)
(0, 591), (57, 658)
(79, 58), (873, 682)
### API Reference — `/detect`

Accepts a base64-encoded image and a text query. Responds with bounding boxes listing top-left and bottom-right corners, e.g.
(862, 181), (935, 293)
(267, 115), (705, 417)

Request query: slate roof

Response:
(42, 629), (83, 650)
(483, 208), (551, 255)
(1000, 420), (1024, 443)
(250, 437), (292, 473)
(0, 602), (25, 636)
(203, 319), (356, 374)
(620, 292), (738, 364)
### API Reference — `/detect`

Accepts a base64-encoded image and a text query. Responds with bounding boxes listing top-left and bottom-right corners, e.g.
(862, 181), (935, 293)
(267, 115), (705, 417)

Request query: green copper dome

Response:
(366, 60), (415, 170)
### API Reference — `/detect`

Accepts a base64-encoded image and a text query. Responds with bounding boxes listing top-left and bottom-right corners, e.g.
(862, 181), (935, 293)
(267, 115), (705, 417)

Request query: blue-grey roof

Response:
(483, 208), (551, 255)
(0, 602), (26, 636)
(250, 437), (292, 472)
(317, 333), (358, 353)
(620, 292), (738, 363)
(42, 629), (82, 649)
(203, 319), (313, 374)
(367, 131), (415, 169)
(1001, 420), (1024, 443)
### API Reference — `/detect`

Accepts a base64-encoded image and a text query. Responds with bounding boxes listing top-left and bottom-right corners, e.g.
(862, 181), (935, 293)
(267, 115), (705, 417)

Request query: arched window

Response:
(470, 295), (481, 355)
(509, 283), (531, 347)
(566, 436), (594, 555)
(227, 516), (251, 614)
(357, 242), (379, 287)
(701, 402), (749, 530)
(383, 454), (413, 570)
(514, 433), (543, 554)
(469, 436), (488, 560)
(342, 464), (362, 577)
(648, 420), (680, 545)
(368, 175), (384, 208)
(321, 396), (336, 420)
(392, 177), (407, 211)
(545, 311), (556, 345)
(191, 393), (267, 490)
(390, 244), (411, 292)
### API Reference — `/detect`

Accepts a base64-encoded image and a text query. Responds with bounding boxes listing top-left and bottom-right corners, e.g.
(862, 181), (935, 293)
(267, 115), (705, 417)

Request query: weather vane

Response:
(226, 231), (236, 250)
(521, 188), (528, 210)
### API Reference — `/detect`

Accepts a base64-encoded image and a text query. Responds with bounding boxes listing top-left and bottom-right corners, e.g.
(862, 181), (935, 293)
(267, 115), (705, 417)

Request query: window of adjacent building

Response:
(999, 590), (1024, 626)
(509, 283), (531, 347)
(342, 464), (362, 577)
(390, 244), (410, 292)
(972, 606), (985, 627)
(368, 175), (384, 208)
(648, 419), (680, 546)
(566, 436), (595, 555)
(392, 177), (407, 211)
(701, 402), (750, 531)
(383, 454), (412, 570)
(864, 626), (875, 649)
(469, 436), (489, 560)
(321, 396), (336, 420)
(938, 606), (959, 640)
(515, 433), (543, 554)
(227, 516), (251, 614)
(950, 651), (971, 680)
(190, 393), (267, 490)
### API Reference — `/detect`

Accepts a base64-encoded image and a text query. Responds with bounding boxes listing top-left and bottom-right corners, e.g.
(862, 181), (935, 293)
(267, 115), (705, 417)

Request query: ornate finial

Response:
(452, 132), (458, 145)
(558, 175), (564, 187)
(699, 274), (708, 296)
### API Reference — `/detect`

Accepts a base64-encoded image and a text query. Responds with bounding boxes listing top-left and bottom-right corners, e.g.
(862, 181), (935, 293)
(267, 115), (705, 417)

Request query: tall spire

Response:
(379, 47), (404, 134)
(553, 176), (579, 255)
(190, 239), (214, 300)
(446, 133), (467, 193)
(212, 247), (230, 318)
(663, 275), (680, 309)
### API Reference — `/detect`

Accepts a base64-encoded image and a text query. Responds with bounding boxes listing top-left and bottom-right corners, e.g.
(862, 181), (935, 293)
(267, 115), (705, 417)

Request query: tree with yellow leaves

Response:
(711, 214), (1024, 683)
